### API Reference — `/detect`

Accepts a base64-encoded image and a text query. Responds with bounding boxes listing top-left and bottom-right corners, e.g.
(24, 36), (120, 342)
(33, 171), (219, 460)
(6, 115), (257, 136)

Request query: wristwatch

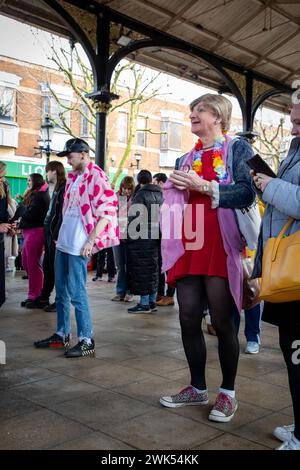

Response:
(202, 184), (210, 193)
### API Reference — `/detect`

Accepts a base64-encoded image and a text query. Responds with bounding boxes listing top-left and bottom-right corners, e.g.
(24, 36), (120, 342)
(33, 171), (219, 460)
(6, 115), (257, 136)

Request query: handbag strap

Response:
(271, 217), (294, 261)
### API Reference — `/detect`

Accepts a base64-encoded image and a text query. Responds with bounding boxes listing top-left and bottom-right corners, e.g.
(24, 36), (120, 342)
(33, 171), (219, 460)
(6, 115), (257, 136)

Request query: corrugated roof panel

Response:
(255, 62), (290, 82)
(184, 0), (257, 34)
(167, 22), (219, 50)
(231, 12), (296, 55)
(217, 44), (257, 66)
(270, 35), (300, 63)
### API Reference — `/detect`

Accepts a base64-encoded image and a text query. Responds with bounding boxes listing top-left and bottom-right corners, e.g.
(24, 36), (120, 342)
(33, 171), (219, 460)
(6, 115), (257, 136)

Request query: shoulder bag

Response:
(259, 217), (300, 303)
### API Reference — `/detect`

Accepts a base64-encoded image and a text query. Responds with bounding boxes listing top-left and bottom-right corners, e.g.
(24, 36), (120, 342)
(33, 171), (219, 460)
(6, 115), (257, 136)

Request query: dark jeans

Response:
(0, 242), (5, 307)
(113, 242), (130, 296)
(96, 248), (116, 278)
(40, 238), (56, 301)
(234, 303), (262, 342)
(158, 247), (175, 297)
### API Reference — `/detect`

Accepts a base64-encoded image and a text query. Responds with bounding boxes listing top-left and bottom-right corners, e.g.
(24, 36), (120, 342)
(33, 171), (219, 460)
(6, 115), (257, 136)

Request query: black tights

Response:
(279, 322), (300, 441)
(176, 275), (239, 391)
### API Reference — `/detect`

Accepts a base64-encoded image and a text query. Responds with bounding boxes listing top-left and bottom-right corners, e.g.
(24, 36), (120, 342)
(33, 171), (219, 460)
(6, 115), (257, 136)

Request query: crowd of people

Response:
(0, 94), (300, 450)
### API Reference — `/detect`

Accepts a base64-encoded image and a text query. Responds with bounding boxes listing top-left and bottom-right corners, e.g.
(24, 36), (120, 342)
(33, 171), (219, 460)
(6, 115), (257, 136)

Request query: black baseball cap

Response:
(57, 138), (90, 157)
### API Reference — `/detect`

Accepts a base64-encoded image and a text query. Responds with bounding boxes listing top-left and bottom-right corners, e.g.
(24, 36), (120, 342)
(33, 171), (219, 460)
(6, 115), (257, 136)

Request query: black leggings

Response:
(279, 322), (300, 440)
(176, 275), (239, 390)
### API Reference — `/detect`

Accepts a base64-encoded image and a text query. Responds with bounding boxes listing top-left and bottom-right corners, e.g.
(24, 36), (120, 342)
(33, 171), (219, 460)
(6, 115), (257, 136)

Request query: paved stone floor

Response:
(0, 270), (293, 450)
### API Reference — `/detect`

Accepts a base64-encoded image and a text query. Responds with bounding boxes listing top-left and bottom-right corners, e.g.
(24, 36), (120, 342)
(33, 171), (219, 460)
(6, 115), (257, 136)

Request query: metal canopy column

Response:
(86, 13), (118, 170)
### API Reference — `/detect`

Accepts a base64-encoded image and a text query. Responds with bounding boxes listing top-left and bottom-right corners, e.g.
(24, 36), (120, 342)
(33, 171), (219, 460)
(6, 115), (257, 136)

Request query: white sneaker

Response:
(273, 424), (295, 442)
(276, 434), (300, 450)
(245, 341), (260, 354)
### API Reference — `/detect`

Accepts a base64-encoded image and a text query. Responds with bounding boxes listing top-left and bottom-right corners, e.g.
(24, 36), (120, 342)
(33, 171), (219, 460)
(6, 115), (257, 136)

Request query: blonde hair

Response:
(0, 161), (7, 199)
(189, 94), (232, 132)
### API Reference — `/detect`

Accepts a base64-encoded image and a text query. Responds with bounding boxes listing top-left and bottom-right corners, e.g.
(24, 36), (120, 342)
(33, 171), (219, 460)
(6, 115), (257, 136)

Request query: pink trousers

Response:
(22, 227), (45, 300)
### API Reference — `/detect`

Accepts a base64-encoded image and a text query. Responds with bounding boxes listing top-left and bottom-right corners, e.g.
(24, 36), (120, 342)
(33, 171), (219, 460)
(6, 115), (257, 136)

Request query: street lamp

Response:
(40, 115), (54, 164)
(130, 152), (142, 170)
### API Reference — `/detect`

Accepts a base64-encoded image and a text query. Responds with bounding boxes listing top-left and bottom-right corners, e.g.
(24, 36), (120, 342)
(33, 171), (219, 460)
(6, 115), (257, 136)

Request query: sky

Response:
(0, 14), (290, 128)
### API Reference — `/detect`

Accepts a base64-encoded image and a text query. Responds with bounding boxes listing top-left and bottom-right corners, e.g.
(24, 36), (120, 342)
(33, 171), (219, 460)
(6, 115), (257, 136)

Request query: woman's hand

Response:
(0, 223), (11, 233)
(169, 170), (212, 194)
(81, 239), (93, 259)
(251, 171), (273, 192)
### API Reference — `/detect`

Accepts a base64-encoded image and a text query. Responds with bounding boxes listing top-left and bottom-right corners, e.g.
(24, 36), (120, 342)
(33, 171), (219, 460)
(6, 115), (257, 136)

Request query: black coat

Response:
(19, 187), (50, 229)
(44, 184), (65, 242)
(126, 184), (163, 296)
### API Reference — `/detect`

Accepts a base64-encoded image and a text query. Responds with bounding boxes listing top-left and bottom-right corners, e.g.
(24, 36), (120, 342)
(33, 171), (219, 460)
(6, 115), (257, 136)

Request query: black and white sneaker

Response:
(150, 302), (157, 312)
(34, 333), (70, 349)
(64, 339), (95, 358)
(128, 304), (151, 313)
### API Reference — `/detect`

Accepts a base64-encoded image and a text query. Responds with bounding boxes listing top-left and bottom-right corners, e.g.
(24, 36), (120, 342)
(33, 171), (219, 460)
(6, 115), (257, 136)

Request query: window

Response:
(118, 112), (128, 144)
(43, 96), (71, 129)
(160, 120), (182, 151)
(81, 104), (95, 137)
(136, 116), (147, 147)
(0, 86), (16, 121)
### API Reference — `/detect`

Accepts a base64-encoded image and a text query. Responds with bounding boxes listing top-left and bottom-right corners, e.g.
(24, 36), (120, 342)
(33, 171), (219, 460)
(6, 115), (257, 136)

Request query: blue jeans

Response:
(140, 293), (156, 306)
(234, 303), (262, 343)
(113, 243), (130, 296)
(55, 250), (93, 339)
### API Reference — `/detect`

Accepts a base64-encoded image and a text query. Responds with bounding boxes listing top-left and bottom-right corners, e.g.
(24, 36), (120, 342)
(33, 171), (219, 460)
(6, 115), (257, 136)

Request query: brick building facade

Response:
(0, 54), (244, 195)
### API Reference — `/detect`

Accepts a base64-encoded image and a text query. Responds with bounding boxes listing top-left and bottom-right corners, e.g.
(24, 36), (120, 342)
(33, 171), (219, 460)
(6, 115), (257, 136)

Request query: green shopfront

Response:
(5, 160), (46, 197)
(4, 160), (128, 197)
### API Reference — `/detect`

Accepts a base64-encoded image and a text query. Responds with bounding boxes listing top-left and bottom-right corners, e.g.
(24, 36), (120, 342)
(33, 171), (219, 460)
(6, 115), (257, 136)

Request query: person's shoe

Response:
(21, 298), (31, 307)
(245, 341), (260, 354)
(156, 296), (175, 306)
(273, 424), (295, 442)
(44, 302), (56, 312)
(108, 277), (116, 282)
(124, 294), (134, 302)
(150, 302), (157, 312)
(92, 276), (102, 281)
(204, 314), (217, 336)
(21, 274), (28, 280)
(111, 294), (125, 301)
(26, 298), (50, 309)
(160, 385), (209, 408)
(209, 392), (238, 422)
(276, 434), (300, 450)
(156, 294), (164, 302)
(64, 339), (95, 358)
(34, 333), (70, 349)
(128, 303), (151, 314)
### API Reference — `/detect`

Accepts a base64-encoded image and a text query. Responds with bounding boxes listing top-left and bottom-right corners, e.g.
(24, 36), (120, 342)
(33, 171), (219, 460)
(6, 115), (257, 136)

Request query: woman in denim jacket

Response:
(160, 94), (255, 422)
(252, 105), (300, 451)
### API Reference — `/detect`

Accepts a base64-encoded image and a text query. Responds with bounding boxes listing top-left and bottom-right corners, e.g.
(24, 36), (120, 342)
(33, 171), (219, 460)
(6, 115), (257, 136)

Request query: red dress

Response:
(168, 149), (228, 286)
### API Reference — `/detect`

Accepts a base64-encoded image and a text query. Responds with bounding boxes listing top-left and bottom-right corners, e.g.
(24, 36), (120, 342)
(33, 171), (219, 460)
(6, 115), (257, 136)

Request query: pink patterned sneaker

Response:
(208, 392), (238, 422)
(160, 385), (208, 408)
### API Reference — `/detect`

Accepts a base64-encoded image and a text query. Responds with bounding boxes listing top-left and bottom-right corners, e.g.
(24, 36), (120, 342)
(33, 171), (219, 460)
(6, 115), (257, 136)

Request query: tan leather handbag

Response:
(260, 217), (300, 303)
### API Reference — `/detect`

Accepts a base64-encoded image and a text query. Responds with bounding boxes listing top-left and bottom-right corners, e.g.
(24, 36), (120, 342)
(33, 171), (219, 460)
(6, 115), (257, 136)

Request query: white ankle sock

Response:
(79, 337), (92, 345)
(192, 385), (208, 394)
(219, 387), (235, 398)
